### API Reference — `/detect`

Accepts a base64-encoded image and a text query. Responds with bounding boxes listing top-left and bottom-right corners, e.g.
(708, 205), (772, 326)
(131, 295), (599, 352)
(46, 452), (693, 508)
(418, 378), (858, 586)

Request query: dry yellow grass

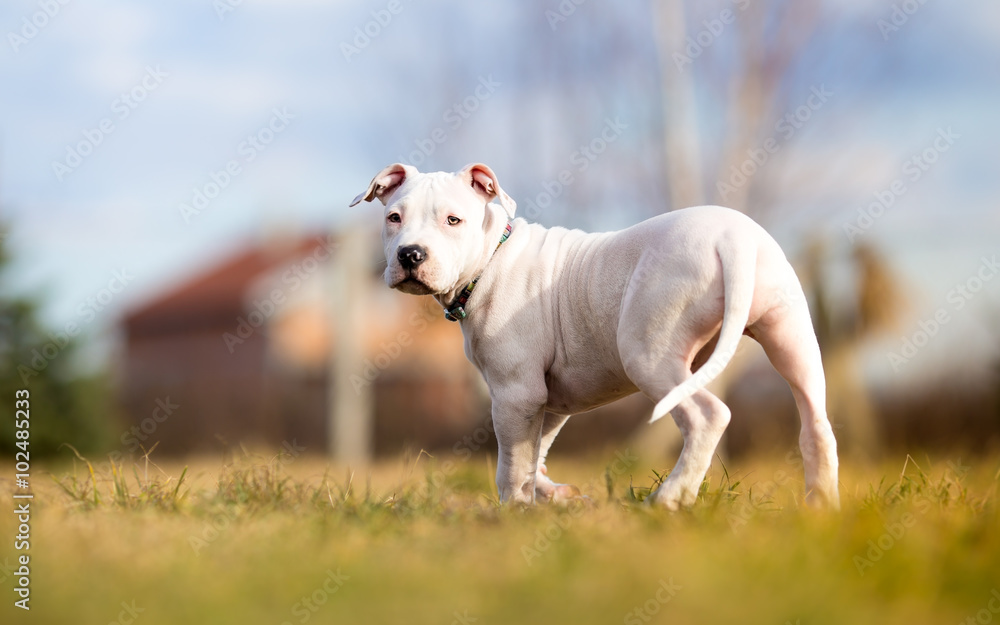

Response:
(1, 448), (998, 625)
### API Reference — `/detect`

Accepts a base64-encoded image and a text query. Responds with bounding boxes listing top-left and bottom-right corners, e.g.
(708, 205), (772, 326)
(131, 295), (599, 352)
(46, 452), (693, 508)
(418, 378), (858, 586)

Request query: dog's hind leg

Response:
(625, 347), (732, 510)
(647, 387), (731, 510)
(619, 291), (729, 509)
(750, 288), (840, 508)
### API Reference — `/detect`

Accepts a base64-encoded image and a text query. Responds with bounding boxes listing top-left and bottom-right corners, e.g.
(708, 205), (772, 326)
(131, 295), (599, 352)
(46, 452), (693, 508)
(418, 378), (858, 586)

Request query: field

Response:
(1, 446), (998, 625)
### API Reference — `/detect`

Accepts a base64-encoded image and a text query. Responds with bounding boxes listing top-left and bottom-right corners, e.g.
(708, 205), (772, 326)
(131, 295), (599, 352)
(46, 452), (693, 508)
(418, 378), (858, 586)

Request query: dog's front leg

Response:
(492, 397), (545, 504)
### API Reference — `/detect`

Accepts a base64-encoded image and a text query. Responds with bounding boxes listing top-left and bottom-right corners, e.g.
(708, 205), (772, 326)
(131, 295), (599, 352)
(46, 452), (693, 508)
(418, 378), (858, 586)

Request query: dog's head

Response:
(350, 163), (516, 296)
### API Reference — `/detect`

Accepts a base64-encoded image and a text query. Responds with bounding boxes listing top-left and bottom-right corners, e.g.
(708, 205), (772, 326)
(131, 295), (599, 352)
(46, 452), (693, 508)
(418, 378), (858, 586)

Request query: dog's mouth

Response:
(392, 275), (434, 295)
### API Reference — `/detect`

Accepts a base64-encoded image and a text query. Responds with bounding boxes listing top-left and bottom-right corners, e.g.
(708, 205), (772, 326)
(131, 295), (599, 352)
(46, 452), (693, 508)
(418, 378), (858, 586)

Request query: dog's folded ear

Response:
(461, 163), (517, 220)
(350, 163), (413, 207)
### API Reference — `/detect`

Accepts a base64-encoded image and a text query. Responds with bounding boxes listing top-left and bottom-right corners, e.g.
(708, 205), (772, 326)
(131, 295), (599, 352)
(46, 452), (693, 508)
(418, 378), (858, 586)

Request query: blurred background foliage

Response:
(0, 227), (114, 455)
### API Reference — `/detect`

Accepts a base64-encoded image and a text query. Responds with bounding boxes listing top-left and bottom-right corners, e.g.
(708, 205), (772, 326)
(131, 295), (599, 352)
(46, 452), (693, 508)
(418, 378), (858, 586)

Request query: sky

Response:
(0, 0), (998, 383)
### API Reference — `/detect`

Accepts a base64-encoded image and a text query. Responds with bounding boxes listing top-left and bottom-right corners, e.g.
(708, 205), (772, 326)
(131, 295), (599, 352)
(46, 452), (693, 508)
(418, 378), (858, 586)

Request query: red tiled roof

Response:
(125, 235), (334, 337)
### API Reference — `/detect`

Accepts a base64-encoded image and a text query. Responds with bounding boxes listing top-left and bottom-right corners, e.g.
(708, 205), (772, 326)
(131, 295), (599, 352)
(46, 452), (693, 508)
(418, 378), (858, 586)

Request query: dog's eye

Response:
(447, 216), (462, 226)
(387, 213), (401, 224)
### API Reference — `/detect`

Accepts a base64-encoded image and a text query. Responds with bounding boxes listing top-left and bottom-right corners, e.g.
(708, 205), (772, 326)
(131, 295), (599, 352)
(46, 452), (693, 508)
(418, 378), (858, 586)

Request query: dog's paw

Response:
(535, 467), (586, 504)
(538, 484), (591, 506)
(551, 483), (584, 503)
(647, 480), (696, 511)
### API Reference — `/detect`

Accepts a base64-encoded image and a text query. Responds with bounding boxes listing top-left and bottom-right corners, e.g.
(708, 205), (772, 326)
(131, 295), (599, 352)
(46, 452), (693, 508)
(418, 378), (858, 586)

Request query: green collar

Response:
(444, 223), (513, 322)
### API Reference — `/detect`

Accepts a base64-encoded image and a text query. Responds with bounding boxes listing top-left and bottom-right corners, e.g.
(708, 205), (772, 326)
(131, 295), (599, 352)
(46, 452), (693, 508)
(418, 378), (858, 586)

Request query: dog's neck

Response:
(433, 204), (512, 320)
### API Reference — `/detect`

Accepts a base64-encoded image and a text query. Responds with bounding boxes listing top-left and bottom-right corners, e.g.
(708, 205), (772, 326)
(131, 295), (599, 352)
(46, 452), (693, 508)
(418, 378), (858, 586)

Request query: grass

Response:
(2, 446), (998, 625)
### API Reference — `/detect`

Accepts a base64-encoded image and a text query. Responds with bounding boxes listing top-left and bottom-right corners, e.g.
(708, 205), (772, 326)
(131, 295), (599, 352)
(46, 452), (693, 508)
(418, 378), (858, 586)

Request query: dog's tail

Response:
(649, 237), (757, 424)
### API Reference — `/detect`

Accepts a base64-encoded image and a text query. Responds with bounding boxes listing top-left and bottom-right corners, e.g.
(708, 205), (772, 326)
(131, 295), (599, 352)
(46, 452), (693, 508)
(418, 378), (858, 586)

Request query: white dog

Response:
(351, 162), (839, 509)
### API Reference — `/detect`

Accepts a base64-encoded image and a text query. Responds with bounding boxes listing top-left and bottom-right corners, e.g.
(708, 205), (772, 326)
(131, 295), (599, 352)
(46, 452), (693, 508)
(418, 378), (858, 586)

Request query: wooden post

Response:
(329, 222), (373, 465)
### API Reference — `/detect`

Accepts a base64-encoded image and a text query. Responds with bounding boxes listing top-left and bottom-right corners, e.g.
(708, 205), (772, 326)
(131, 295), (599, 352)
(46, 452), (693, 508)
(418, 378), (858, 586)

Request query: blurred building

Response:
(119, 233), (488, 456)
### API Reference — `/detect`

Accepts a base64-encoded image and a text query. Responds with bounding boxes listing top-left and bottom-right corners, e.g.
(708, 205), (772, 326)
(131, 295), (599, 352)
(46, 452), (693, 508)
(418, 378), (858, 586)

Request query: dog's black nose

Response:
(397, 245), (427, 270)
